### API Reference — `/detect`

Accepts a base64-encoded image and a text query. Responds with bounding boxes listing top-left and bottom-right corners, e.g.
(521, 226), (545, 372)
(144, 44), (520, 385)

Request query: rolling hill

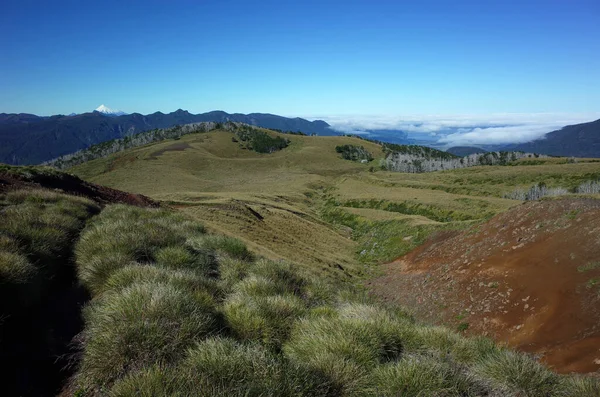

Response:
(0, 109), (332, 165)
(3, 128), (600, 395)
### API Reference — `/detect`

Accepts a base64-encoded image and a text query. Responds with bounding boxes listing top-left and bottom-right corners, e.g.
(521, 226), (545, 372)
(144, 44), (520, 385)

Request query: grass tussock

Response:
(77, 282), (219, 391)
(75, 204), (212, 293)
(473, 349), (559, 396)
(368, 355), (480, 396)
(0, 189), (99, 311)
(67, 204), (600, 396)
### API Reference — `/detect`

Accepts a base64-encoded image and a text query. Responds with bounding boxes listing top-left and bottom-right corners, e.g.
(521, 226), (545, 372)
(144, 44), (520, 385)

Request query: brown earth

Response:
(368, 198), (600, 374)
(0, 169), (159, 207)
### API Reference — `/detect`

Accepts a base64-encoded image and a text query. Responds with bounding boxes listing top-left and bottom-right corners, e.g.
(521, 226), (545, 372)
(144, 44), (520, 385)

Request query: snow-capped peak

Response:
(94, 104), (126, 116)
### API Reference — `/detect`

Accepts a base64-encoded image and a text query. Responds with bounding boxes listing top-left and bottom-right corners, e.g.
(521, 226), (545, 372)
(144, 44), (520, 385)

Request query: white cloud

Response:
(309, 112), (600, 146)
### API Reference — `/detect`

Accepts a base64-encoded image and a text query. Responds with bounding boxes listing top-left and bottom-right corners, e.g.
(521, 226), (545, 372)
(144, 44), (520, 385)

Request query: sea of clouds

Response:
(315, 113), (600, 147)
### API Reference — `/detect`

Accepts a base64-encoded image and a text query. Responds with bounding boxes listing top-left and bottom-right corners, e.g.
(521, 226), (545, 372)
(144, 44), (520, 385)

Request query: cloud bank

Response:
(314, 113), (600, 147)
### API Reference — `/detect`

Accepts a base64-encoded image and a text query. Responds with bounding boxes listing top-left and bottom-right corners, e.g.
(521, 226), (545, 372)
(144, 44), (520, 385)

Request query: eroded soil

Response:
(368, 198), (600, 373)
(0, 170), (158, 207)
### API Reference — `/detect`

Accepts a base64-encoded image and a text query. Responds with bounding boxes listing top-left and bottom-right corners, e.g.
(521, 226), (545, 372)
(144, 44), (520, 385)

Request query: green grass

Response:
(578, 261), (600, 273)
(0, 198), (593, 396)
(368, 356), (480, 396)
(75, 204), (211, 293)
(473, 349), (559, 396)
(77, 281), (220, 392)
(0, 189), (99, 311)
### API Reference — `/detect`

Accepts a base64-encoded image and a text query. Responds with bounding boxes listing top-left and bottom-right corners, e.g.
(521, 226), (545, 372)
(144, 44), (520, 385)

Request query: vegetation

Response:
(504, 179), (600, 200)
(0, 189), (100, 396)
(335, 145), (373, 162)
(48, 130), (600, 394)
(235, 125), (290, 153)
(382, 143), (459, 160)
(45, 122), (223, 169)
(383, 148), (544, 173)
(59, 203), (600, 395)
(2, 166), (600, 395)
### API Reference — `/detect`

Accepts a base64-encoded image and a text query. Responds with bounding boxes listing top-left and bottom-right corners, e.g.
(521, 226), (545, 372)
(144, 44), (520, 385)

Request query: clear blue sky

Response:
(1, 0), (598, 117)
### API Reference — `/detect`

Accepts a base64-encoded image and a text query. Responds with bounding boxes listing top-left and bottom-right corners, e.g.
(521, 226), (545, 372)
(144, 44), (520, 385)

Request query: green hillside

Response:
(3, 128), (600, 395)
(70, 128), (600, 272)
(0, 175), (597, 396)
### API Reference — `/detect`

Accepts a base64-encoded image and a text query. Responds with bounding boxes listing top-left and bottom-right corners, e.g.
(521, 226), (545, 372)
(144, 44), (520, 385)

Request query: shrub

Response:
(473, 349), (558, 396)
(335, 145), (373, 162)
(78, 282), (219, 390)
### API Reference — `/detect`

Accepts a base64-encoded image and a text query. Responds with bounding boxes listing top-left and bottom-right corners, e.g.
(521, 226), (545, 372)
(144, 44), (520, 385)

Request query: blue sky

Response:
(1, 0), (599, 123)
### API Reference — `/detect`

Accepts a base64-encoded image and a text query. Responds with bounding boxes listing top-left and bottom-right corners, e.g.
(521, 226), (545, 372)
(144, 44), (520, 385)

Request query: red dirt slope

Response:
(368, 198), (600, 374)
(0, 168), (158, 207)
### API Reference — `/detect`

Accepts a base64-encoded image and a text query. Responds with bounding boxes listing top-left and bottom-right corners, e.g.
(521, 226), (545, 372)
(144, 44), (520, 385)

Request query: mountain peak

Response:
(94, 104), (126, 116)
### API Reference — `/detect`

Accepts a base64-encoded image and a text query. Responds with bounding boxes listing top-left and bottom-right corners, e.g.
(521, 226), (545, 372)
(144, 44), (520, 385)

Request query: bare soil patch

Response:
(147, 142), (191, 159)
(368, 198), (600, 373)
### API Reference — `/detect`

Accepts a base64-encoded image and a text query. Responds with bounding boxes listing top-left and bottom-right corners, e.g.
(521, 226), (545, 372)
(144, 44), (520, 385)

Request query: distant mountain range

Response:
(1, 107), (599, 166)
(0, 109), (333, 165)
(507, 119), (600, 158)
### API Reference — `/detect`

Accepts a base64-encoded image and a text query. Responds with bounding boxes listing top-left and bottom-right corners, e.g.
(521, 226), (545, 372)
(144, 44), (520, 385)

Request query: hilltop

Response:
(0, 110), (332, 165)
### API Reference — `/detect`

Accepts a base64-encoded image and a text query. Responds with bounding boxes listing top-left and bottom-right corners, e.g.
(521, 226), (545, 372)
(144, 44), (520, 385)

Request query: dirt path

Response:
(368, 198), (600, 373)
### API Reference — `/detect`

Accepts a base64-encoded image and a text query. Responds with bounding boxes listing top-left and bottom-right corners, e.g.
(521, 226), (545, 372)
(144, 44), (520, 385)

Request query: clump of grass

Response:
(108, 366), (183, 397)
(78, 282), (219, 391)
(66, 203), (599, 396)
(368, 355), (481, 396)
(104, 264), (222, 300)
(187, 234), (254, 261)
(283, 304), (411, 393)
(75, 204), (211, 293)
(248, 259), (308, 297)
(578, 261), (600, 273)
(556, 375), (600, 397)
(407, 326), (499, 364)
(218, 256), (253, 290)
(181, 337), (285, 395)
(224, 292), (307, 350)
(473, 349), (558, 396)
(154, 245), (217, 276)
(0, 251), (36, 284)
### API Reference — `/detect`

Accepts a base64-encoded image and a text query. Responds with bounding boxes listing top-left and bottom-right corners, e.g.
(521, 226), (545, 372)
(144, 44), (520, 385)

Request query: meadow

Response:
(3, 126), (600, 394)
(70, 128), (600, 272)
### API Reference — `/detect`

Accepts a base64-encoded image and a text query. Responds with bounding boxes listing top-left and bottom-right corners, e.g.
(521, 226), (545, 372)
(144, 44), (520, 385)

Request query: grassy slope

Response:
(70, 129), (600, 276)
